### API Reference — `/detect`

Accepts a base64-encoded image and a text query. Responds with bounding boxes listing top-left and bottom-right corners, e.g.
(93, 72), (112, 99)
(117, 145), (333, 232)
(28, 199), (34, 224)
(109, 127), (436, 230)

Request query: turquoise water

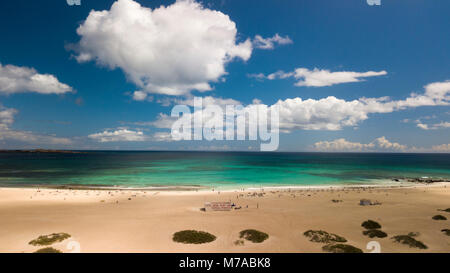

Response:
(0, 152), (449, 189)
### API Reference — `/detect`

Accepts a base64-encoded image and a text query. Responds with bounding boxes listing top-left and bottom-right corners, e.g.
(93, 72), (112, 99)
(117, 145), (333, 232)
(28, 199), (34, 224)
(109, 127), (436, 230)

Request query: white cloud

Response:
(267, 70), (295, 80)
(274, 80), (450, 131)
(0, 106), (17, 125)
(252, 98), (262, 104)
(74, 0), (252, 96)
(148, 80), (450, 132)
(146, 113), (178, 129)
(314, 137), (450, 153)
(253, 34), (292, 50)
(152, 132), (178, 142)
(132, 91), (148, 101)
(252, 67), (387, 87)
(434, 122), (450, 128)
(416, 121), (450, 130)
(313, 136), (407, 152)
(431, 144), (450, 152)
(274, 96), (367, 131)
(293, 68), (387, 87)
(0, 106), (72, 145)
(88, 128), (146, 142)
(0, 63), (73, 95)
(416, 123), (429, 130)
(88, 129), (184, 143)
(313, 138), (375, 152)
(247, 73), (266, 79)
(374, 136), (407, 150)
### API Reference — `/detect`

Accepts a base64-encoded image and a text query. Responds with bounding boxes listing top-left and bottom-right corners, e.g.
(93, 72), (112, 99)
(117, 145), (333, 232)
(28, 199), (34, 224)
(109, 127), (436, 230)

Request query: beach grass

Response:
(361, 220), (382, 229)
(432, 215), (447, 220)
(303, 230), (347, 244)
(29, 233), (71, 246)
(172, 230), (216, 244)
(322, 244), (363, 253)
(33, 247), (62, 253)
(363, 229), (388, 238)
(239, 229), (269, 243)
(391, 235), (428, 249)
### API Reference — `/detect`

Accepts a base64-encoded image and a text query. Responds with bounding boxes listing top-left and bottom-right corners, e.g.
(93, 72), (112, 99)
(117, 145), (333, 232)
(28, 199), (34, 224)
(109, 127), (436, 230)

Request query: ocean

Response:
(0, 151), (449, 190)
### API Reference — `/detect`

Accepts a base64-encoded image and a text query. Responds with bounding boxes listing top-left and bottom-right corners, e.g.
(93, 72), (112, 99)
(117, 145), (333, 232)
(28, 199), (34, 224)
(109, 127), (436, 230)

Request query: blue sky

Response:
(0, 0), (449, 151)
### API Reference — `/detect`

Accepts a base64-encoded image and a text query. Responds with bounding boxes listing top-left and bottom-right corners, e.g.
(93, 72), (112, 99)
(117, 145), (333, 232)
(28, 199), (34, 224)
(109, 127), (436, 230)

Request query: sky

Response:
(0, 0), (449, 152)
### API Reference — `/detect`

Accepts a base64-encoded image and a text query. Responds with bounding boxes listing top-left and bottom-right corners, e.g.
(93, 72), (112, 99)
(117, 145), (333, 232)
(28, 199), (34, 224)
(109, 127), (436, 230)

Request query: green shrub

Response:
(29, 233), (71, 246)
(322, 244), (363, 253)
(33, 247), (62, 253)
(432, 215), (447, 220)
(239, 229), (269, 243)
(172, 230), (216, 244)
(362, 229), (387, 238)
(303, 230), (347, 243)
(391, 235), (427, 249)
(361, 220), (381, 229)
(441, 229), (450, 236)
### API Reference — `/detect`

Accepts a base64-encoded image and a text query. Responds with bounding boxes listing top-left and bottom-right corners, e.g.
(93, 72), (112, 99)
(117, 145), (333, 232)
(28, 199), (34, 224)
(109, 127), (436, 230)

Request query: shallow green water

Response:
(0, 152), (449, 189)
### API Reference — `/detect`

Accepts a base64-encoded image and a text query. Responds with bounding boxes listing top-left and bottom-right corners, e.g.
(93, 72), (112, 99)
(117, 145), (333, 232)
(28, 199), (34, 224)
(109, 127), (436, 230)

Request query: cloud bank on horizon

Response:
(313, 136), (450, 153)
(0, 105), (72, 146)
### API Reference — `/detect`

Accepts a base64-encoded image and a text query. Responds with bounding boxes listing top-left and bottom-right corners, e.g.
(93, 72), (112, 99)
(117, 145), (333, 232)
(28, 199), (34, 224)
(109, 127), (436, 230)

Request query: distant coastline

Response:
(0, 149), (83, 154)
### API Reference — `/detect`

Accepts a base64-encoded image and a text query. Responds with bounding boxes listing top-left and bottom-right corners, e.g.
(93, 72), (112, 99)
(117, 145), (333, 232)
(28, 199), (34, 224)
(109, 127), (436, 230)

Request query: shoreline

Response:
(0, 179), (447, 193)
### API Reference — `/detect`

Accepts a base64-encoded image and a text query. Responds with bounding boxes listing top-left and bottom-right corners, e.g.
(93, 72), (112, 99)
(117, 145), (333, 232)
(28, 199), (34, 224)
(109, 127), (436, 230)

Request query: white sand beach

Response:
(0, 184), (449, 253)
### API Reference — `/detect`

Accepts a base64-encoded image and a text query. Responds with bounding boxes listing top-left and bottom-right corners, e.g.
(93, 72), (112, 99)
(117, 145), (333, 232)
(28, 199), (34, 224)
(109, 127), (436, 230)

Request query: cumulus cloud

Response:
(251, 67), (387, 87)
(0, 106), (72, 145)
(132, 91), (148, 101)
(275, 80), (450, 131)
(88, 128), (146, 142)
(374, 136), (407, 150)
(274, 96), (366, 131)
(416, 123), (429, 130)
(416, 121), (450, 130)
(313, 136), (407, 152)
(314, 137), (450, 153)
(73, 0), (252, 96)
(0, 63), (73, 95)
(148, 80), (450, 132)
(313, 138), (375, 152)
(431, 144), (450, 152)
(253, 34), (292, 50)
